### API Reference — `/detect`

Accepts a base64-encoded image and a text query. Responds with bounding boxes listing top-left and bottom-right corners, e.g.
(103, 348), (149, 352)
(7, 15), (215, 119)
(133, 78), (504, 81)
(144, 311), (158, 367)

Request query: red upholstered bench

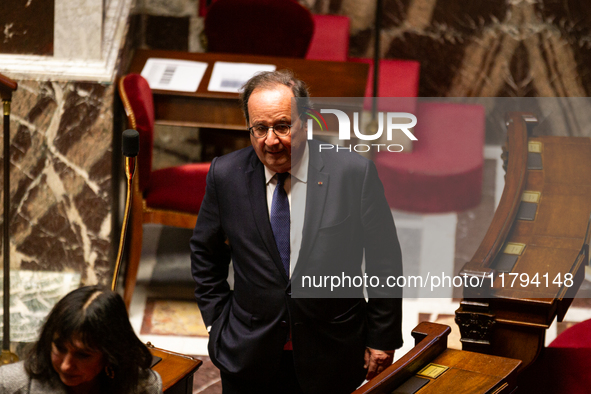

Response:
(375, 102), (485, 213)
(306, 14), (350, 62)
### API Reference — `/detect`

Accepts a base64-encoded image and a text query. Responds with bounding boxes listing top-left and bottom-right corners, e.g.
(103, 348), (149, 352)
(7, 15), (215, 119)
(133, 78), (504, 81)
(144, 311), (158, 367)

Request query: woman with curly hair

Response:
(0, 285), (162, 394)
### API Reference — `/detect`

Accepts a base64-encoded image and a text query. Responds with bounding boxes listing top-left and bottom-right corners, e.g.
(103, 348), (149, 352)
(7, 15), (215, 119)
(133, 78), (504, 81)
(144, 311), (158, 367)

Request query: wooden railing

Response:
(459, 113), (532, 291)
(353, 322), (450, 394)
(355, 322), (521, 394)
(456, 112), (591, 370)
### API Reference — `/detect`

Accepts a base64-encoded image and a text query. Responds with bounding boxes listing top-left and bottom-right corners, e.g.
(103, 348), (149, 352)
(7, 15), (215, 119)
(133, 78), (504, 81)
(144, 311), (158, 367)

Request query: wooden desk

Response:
(128, 49), (369, 130)
(149, 345), (202, 394)
(355, 322), (521, 394)
(455, 112), (591, 370)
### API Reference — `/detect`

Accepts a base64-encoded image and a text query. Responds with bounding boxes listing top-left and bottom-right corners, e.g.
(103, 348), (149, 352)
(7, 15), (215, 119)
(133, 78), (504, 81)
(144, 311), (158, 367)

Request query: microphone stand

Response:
(0, 73), (18, 365)
(111, 130), (139, 291)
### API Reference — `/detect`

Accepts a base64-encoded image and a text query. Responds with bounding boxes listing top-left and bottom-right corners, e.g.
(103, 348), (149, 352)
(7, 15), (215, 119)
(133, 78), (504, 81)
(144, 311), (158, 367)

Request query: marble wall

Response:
(0, 0), (54, 55)
(0, 0), (107, 60)
(54, 0), (103, 60)
(0, 0), (133, 288)
(6, 81), (115, 285)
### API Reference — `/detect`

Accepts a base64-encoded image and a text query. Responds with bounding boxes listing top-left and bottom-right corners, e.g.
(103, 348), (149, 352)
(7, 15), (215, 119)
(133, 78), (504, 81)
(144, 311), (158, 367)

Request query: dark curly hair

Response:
(24, 285), (153, 394)
(239, 69), (311, 126)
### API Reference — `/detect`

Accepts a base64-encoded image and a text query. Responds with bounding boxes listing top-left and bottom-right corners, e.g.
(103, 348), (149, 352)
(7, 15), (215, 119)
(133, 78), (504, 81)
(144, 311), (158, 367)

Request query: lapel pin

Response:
(318, 181), (323, 185)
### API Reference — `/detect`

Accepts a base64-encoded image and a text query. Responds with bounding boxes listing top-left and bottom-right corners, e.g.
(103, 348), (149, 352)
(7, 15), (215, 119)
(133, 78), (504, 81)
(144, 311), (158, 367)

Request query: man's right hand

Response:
(364, 348), (395, 380)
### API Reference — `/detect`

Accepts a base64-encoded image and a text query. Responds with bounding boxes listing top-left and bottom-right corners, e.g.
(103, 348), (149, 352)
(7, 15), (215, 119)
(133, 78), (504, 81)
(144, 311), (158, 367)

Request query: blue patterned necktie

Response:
(271, 172), (290, 276)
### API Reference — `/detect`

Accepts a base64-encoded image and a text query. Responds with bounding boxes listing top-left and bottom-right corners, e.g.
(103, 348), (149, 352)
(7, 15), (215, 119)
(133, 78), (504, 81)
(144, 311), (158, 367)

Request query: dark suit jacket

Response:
(190, 139), (403, 393)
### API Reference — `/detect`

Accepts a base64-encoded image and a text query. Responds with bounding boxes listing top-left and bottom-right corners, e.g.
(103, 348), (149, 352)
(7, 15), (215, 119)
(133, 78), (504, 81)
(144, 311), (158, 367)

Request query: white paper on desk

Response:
(141, 58), (208, 92)
(208, 61), (276, 93)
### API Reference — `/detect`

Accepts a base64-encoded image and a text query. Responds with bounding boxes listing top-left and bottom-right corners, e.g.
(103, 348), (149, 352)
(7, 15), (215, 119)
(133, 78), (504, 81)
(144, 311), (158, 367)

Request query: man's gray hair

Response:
(239, 69), (311, 125)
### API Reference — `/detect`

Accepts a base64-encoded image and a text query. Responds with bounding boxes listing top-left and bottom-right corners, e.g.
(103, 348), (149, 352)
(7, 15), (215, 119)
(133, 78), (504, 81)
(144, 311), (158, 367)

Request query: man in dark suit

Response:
(191, 70), (403, 394)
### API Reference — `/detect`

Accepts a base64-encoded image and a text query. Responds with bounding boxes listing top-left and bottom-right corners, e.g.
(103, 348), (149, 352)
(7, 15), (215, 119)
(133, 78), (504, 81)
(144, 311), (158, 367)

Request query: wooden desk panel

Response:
(541, 137), (591, 184)
(150, 346), (202, 394)
(128, 49), (369, 130)
(421, 368), (507, 394)
(400, 348), (521, 394)
(355, 322), (521, 394)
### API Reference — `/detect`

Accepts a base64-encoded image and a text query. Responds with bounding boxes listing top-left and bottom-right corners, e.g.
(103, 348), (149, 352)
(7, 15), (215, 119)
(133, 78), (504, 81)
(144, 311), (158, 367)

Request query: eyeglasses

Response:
(248, 123), (292, 138)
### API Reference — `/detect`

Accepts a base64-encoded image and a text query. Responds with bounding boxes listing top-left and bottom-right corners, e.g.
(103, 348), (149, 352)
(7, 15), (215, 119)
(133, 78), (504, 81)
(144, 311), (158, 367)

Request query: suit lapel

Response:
(294, 142), (329, 274)
(245, 154), (289, 282)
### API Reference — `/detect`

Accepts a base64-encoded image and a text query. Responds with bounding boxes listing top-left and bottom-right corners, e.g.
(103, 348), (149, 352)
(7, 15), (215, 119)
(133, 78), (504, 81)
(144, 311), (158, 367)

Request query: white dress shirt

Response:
(264, 142), (309, 278)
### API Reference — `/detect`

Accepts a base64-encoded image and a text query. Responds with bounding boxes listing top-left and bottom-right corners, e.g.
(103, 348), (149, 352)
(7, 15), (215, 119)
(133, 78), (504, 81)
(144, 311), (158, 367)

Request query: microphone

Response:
(112, 129), (139, 291)
(122, 128), (140, 157)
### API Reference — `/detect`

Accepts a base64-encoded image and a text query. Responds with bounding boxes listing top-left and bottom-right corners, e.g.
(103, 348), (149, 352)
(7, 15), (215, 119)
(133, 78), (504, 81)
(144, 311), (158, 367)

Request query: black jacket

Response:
(190, 139), (403, 393)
